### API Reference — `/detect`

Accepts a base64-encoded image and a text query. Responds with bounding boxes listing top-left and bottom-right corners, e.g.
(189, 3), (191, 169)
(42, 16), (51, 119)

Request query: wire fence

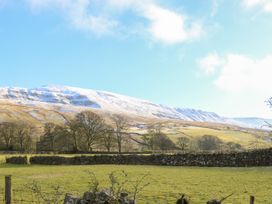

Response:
(0, 187), (72, 204)
(0, 175), (258, 204)
(0, 189), (183, 204)
(0, 175), (65, 204)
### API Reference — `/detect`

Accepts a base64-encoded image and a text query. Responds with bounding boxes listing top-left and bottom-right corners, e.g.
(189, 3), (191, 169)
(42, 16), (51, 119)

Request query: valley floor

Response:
(0, 162), (272, 203)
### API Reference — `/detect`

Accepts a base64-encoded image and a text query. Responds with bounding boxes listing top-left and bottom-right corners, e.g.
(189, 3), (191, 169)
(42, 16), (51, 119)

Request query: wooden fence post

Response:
(5, 175), (11, 204)
(250, 195), (255, 204)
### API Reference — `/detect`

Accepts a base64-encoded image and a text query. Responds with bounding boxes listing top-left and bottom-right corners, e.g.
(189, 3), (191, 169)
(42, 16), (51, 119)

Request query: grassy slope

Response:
(133, 121), (271, 149)
(0, 102), (66, 126)
(0, 163), (272, 203)
(168, 126), (270, 149)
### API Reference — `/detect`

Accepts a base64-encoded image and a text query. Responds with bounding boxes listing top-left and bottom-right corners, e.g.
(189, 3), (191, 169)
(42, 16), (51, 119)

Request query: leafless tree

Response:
(151, 132), (176, 151)
(76, 111), (107, 152)
(43, 123), (59, 151)
(0, 122), (17, 150)
(15, 123), (34, 151)
(197, 135), (222, 151)
(64, 119), (83, 152)
(264, 98), (272, 129)
(177, 137), (190, 152)
(111, 115), (128, 154)
(141, 124), (176, 151)
(100, 125), (116, 152)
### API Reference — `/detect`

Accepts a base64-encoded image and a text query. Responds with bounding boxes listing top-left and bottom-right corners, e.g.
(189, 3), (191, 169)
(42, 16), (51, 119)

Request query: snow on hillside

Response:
(0, 85), (270, 129)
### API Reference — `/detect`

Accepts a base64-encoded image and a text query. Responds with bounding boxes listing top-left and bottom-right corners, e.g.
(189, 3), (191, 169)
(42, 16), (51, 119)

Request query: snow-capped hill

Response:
(0, 86), (101, 108)
(0, 85), (270, 129)
(0, 85), (225, 123)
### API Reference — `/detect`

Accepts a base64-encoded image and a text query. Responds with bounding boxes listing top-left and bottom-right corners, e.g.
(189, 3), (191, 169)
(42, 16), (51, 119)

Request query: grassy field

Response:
(132, 120), (271, 150)
(169, 126), (269, 148)
(0, 162), (272, 203)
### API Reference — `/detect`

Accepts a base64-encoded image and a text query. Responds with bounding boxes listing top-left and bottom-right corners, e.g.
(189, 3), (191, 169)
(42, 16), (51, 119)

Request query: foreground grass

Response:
(0, 164), (272, 203)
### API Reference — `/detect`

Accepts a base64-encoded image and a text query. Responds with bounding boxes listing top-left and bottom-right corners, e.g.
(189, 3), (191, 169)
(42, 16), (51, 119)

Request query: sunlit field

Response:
(0, 163), (272, 203)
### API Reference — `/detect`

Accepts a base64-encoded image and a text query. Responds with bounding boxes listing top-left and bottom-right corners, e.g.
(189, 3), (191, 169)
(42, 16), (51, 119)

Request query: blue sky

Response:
(1, 0), (272, 118)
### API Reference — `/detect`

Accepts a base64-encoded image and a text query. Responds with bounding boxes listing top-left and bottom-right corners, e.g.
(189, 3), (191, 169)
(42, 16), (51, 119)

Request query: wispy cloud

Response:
(26, 0), (118, 35)
(243, 0), (272, 13)
(25, 0), (204, 44)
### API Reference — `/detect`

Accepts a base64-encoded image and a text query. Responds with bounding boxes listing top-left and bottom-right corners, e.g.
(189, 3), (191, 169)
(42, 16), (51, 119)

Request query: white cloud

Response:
(142, 4), (203, 44)
(25, 0), (204, 43)
(198, 53), (222, 75)
(198, 53), (272, 117)
(243, 0), (272, 12)
(106, 0), (145, 9)
(199, 53), (272, 93)
(214, 54), (272, 93)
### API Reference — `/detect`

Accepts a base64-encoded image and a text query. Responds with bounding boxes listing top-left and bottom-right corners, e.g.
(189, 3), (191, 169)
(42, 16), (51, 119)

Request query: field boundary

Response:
(6, 148), (272, 167)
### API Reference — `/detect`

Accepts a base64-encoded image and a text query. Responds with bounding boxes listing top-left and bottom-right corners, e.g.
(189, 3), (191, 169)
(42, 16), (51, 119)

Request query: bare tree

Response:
(43, 123), (59, 151)
(264, 98), (272, 129)
(111, 115), (128, 154)
(0, 122), (17, 150)
(267, 97), (272, 107)
(64, 119), (83, 152)
(151, 132), (176, 151)
(177, 136), (191, 152)
(76, 111), (106, 152)
(100, 125), (116, 152)
(141, 124), (175, 151)
(15, 123), (34, 151)
(197, 135), (222, 151)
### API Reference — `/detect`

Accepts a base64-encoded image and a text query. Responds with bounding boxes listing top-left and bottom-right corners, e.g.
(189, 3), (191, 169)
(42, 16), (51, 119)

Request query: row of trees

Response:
(141, 132), (242, 152)
(0, 111), (130, 153)
(0, 122), (34, 151)
(176, 135), (242, 152)
(139, 124), (242, 152)
(38, 111), (129, 153)
(0, 110), (243, 153)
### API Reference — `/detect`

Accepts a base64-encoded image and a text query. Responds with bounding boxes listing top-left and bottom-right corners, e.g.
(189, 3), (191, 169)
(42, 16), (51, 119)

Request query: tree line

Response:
(38, 111), (129, 153)
(140, 124), (242, 152)
(0, 122), (34, 151)
(0, 110), (243, 153)
(0, 111), (129, 153)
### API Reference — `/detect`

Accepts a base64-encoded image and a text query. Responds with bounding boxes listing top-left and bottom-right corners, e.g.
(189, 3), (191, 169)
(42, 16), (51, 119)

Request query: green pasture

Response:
(0, 161), (272, 203)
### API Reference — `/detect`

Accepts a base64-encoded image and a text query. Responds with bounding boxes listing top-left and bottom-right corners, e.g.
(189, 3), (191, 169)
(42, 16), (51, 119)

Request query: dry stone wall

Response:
(22, 148), (272, 167)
